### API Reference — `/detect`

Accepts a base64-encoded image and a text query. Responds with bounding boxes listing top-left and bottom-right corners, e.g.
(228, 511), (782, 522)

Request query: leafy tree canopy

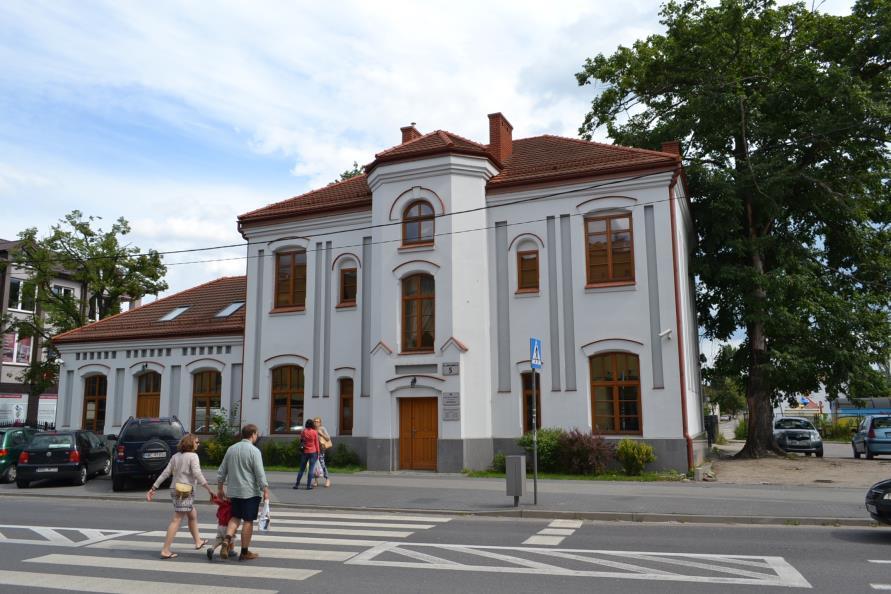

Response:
(577, 0), (890, 456)
(338, 161), (364, 182)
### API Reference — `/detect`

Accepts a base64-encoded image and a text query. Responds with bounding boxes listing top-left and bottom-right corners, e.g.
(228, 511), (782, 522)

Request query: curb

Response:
(0, 491), (876, 528)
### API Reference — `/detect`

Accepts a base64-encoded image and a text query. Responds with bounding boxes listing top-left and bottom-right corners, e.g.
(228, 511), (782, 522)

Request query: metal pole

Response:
(532, 369), (538, 505)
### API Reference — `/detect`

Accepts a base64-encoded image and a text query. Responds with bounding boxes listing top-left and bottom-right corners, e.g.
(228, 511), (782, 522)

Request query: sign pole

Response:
(532, 368), (538, 505)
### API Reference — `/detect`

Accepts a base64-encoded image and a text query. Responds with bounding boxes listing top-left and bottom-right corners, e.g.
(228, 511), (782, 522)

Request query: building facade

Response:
(237, 114), (705, 472)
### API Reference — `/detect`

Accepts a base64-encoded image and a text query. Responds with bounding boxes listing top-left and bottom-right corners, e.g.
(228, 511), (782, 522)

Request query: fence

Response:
(0, 420), (56, 430)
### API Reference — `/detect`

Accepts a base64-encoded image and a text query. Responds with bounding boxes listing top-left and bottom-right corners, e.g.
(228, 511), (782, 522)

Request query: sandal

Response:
(160, 553), (178, 560)
(195, 539), (208, 550)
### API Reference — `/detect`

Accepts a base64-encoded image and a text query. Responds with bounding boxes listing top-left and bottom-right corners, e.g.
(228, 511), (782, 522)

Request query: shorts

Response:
(229, 496), (261, 521)
(170, 490), (193, 513)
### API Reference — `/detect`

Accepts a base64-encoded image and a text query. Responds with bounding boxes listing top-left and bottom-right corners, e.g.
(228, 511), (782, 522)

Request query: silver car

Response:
(773, 417), (824, 457)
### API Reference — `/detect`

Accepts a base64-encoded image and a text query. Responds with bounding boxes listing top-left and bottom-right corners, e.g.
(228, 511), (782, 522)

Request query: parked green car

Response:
(0, 427), (37, 483)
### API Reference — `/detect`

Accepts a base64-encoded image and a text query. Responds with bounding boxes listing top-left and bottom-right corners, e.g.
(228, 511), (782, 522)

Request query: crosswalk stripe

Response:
(187, 523), (412, 538)
(523, 535), (565, 546)
(548, 520), (583, 529)
(0, 570), (277, 594)
(270, 511), (451, 523)
(25, 554), (319, 581)
(869, 560), (891, 564)
(871, 585), (891, 591)
(538, 528), (575, 536)
(143, 531), (385, 547)
(272, 518), (436, 530)
(88, 539), (357, 561)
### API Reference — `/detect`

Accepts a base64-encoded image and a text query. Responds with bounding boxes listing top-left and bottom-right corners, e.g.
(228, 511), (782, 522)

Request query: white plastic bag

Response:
(257, 500), (270, 532)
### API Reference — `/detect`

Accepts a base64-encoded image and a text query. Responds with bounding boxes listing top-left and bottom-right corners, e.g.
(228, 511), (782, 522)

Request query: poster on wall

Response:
(1, 333), (14, 363)
(0, 393), (57, 426)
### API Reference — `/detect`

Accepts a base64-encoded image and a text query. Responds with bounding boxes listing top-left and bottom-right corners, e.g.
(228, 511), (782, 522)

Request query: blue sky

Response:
(0, 0), (852, 361)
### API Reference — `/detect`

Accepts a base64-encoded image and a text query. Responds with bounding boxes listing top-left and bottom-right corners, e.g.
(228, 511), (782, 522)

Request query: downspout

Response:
(668, 170), (694, 472)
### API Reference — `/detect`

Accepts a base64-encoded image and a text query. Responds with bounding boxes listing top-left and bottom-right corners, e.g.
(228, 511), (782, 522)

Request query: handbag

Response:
(313, 463), (323, 478)
(174, 482), (193, 498)
(319, 433), (333, 450)
(258, 500), (271, 532)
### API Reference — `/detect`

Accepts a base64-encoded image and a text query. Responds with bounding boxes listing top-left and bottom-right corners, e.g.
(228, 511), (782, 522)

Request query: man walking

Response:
(217, 424), (269, 561)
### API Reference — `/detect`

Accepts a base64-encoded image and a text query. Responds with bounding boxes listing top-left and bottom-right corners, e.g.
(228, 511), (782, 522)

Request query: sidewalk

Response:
(0, 469), (876, 527)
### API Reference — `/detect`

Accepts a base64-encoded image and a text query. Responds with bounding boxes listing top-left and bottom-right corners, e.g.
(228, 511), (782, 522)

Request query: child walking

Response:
(207, 494), (237, 561)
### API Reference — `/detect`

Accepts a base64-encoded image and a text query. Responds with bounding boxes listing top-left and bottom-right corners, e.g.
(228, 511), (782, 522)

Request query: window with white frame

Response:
(53, 285), (75, 299)
(7, 279), (36, 312)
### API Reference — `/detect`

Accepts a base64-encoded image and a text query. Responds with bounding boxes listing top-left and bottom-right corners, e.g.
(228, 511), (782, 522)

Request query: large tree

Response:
(577, 0), (890, 457)
(3, 211), (167, 425)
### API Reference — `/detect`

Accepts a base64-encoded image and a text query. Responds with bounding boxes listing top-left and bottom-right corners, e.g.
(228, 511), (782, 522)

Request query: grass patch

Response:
(463, 469), (684, 482)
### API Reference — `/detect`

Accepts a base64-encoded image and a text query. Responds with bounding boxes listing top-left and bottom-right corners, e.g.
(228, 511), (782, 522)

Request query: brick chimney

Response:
(401, 123), (422, 144)
(661, 140), (682, 156)
(488, 112), (513, 162)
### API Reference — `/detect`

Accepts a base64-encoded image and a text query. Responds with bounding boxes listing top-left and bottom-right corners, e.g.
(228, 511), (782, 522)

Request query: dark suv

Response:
(110, 417), (186, 491)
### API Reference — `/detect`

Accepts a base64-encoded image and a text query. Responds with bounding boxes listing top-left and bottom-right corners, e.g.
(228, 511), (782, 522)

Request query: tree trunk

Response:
(25, 301), (42, 427)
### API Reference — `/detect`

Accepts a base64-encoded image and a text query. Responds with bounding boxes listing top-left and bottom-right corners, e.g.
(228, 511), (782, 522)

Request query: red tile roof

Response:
(53, 276), (246, 344)
(237, 129), (680, 225)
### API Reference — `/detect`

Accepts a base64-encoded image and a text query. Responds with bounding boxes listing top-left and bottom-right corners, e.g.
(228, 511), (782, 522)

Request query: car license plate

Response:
(143, 452), (166, 459)
(867, 504), (878, 514)
(37, 467), (58, 473)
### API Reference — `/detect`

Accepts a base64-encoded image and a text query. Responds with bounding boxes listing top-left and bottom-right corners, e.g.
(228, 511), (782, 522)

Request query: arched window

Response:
(192, 370), (222, 433)
(401, 274), (435, 352)
(402, 201), (435, 246)
(271, 365), (304, 433)
(275, 249), (308, 309)
(589, 352), (641, 434)
(136, 371), (161, 418)
(82, 375), (107, 432)
(517, 249), (539, 292)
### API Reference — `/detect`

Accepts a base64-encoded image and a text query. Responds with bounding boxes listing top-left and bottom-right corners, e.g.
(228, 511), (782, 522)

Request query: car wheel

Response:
(866, 448), (875, 460)
(99, 458), (111, 476)
(74, 465), (88, 486)
(2, 464), (16, 483)
(112, 473), (125, 492)
(816, 449), (824, 458)
(853, 445), (861, 459)
(16, 479), (29, 489)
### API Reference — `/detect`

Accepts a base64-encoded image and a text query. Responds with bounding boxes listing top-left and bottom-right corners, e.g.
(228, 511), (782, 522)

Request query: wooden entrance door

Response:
(399, 398), (438, 470)
(136, 371), (161, 417)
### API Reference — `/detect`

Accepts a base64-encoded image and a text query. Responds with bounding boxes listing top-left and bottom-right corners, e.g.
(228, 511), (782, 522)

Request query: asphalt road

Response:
(1, 494), (889, 593)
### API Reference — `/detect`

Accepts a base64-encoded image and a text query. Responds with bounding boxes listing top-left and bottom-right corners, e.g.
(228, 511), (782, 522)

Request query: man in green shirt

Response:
(217, 424), (270, 561)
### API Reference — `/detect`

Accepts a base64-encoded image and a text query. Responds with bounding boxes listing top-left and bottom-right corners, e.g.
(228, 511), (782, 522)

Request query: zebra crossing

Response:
(0, 509), (453, 593)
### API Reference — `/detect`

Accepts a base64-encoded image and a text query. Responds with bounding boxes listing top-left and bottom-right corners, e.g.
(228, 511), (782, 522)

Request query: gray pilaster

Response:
(322, 241), (333, 398)
(169, 365), (182, 421)
(252, 249), (264, 400)
(230, 363), (242, 418)
(113, 368), (124, 425)
(312, 242), (323, 398)
(645, 205), (665, 389)
(360, 237), (372, 397)
(560, 215), (577, 391)
(62, 370), (74, 427)
(547, 216), (561, 391)
(495, 221), (511, 392)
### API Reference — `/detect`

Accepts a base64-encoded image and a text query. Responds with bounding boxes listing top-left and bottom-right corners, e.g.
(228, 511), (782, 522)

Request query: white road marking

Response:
(346, 543), (812, 588)
(269, 511), (451, 523)
(869, 560), (891, 564)
(143, 531), (383, 547)
(88, 539), (356, 561)
(272, 518), (436, 529)
(0, 571), (277, 594)
(871, 585), (891, 591)
(0, 524), (140, 547)
(25, 553), (319, 581)
(188, 523), (412, 538)
(523, 535), (566, 546)
(548, 520), (583, 529)
(538, 528), (575, 536)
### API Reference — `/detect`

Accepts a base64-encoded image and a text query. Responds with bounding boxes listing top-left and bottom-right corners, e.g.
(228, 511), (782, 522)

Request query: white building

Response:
(53, 277), (245, 435)
(236, 114), (705, 472)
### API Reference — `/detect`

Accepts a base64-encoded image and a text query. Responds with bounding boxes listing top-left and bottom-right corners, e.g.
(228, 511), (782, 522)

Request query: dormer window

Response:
(215, 301), (245, 317)
(158, 306), (189, 321)
(402, 200), (435, 246)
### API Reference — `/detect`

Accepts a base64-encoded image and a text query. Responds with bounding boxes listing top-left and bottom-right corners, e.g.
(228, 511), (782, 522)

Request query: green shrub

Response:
(558, 429), (615, 475)
(616, 439), (656, 476)
(733, 418), (748, 440)
(490, 452), (506, 473)
(517, 427), (565, 472)
(327, 442), (360, 467)
(816, 417), (858, 440)
(202, 439), (228, 466)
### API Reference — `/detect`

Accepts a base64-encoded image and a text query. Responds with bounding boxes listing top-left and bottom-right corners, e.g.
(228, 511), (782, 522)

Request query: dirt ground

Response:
(710, 445), (891, 488)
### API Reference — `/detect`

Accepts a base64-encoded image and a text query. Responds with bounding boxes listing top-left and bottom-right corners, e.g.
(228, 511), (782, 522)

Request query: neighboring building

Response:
(53, 277), (245, 435)
(235, 113), (705, 472)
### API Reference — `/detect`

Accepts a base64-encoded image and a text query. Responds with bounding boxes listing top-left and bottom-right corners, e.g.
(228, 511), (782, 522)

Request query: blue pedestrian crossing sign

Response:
(530, 338), (542, 369)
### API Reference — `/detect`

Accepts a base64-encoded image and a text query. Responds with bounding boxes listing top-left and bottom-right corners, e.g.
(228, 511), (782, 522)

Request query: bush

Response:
(326, 442), (360, 467)
(557, 429), (615, 475)
(616, 439), (656, 476)
(490, 452), (506, 473)
(816, 417), (857, 440)
(202, 439), (228, 465)
(734, 418), (748, 440)
(517, 427), (565, 472)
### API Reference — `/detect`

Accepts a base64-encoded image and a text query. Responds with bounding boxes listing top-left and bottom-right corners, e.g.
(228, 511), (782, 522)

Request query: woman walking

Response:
(293, 419), (319, 490)
(313, 417), (332, 488)
(146, 433), (215, 559)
